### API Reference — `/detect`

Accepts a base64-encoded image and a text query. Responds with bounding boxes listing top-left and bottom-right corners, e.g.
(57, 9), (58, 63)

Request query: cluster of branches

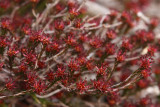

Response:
(0, 0), (160, 106)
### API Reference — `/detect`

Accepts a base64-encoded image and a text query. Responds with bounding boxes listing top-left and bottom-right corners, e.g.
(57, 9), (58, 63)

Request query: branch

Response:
(0, 90), (31, 99)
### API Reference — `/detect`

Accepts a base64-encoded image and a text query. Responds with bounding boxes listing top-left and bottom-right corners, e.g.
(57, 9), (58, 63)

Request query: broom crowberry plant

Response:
(0, 0), (160, 106)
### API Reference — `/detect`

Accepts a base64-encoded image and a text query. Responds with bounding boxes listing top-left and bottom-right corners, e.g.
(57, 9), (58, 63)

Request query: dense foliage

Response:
(0, 0), (160, 106)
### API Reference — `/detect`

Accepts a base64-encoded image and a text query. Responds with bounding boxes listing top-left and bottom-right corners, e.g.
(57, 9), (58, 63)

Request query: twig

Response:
(106, 61), (118, 82)
(36, 88), (64, 98)
(113, 74), (142, 91)
(32, 0), (60, 27)
(125, 56), (140, 61)
(71, 22), (122, 31)
(45, 48), (66, 62)
(111, 68), (141, 88)
(76, 0), (87, 12)
(137, 12), (150, 24)
(43, 8), (67, 32)
(0, 90), (31, 99)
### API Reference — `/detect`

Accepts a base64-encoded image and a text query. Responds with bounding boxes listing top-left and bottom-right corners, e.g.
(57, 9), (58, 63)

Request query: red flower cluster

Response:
(0, 0), (159, 106)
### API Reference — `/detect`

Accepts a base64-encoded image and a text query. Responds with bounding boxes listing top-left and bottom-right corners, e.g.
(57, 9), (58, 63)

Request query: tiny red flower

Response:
(121, 39), (132, 51)
(7, 48), (19, 57)
(76, 79), (88, 93)
(96, 50), (103, 58)
(22, 25), (31, 35)
(29, 30), (42, 42)
(38, 61), (46, 69)
(77, 57), (86, 65)
(23, 51), (36, 65)
(106, 43), (115, 55)
(54, 19), (65, 31)
(106, 29), (116, 40)
(96, 66), (107, 76)
(56, 67), (66, 78)
(116, 51), (125, 62)
(5, 78), (16, 90)
(141, 70), (150, 78)
(85, 61), (94, 70)
(46, 71), (55, 81)
(46, 42), (60, 53)
(93, 80), (102, 90)
(33, 80), (46, 94)
(69, 8), (79, 16)
(67, 0), (76, 8)
(148, 46), (157, 56)
(65, 36), (76, 46)
(68, 59), (79, 71)
(74, 19), (82, 28)
(74, 45), (83, 53)
(89, 37), (102, 48)
(93, 80), (110, 92)
(19, 63), (27, 72)
(40, 35), (50, 46)
(140, 97), (151, 106)
(150, 17), (159, 28)
(1, 18), (11, 29)
(136, 30), (154, 43)
(121, 11), (134, 27)
(0, 38), (7, 48)
(140, 58), (152, 69)
(25, 72), (37, 85)
(55, 4), (65, 13)
(137, 79), (148, 88)
(79, 34), (88, 42)
(52, 42), (60, 51)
